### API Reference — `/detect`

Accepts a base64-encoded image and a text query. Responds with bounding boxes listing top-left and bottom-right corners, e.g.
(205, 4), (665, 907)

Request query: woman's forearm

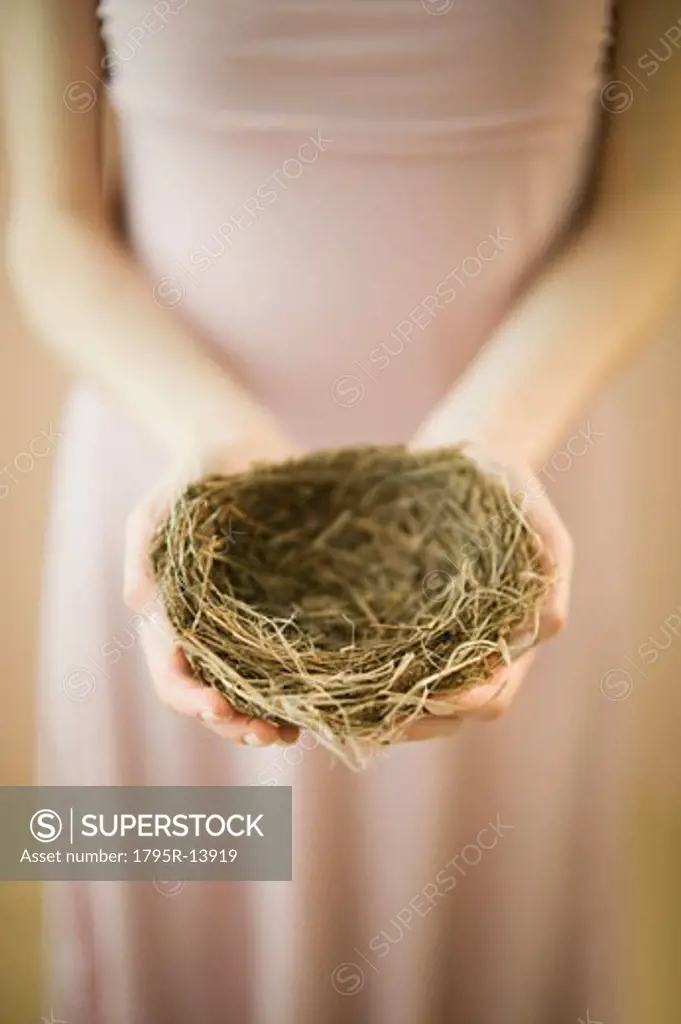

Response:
(7, 211), (278, 459)
(415, 202), (681, 468)
(416, 0), (681, 470)
(417, 0), (681, 468)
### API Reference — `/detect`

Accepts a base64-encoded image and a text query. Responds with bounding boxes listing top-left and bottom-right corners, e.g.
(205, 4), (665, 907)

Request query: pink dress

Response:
(41, 1), (632, 1021)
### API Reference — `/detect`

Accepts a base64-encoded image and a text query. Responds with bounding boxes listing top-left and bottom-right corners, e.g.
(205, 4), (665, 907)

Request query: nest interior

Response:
(150, 445), (550, 765)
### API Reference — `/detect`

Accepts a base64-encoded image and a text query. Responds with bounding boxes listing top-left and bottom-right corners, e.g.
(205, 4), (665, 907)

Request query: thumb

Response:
(123, 479), (178, 612)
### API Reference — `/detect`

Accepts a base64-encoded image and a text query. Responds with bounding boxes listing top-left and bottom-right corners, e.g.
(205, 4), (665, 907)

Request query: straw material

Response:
(151, 445), (550, 768)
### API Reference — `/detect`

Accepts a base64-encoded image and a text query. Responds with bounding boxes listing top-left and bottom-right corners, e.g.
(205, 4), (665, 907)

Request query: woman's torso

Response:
(98, 0), (612, 448)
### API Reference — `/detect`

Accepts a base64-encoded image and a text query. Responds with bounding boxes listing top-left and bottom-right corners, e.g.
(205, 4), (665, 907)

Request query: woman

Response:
(2, 0), (680, 1021)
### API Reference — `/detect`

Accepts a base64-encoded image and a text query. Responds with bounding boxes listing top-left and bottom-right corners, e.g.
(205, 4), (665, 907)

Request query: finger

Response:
(425, 673), (508, 717)
(202, 704), (299, 746)
(274, 725), (300, 745)
(485, 455), (573, 644)
(124, 471), (189, 613)
(521, 492), (573, 642)
(123, 482), (174, 612)
(189, 660), (298, 746)
(205, 713), (287, 747)
(459, 448), (573, 644)
(467, 649), (536, 720)
(399, 715), (463, 743)
(140, 621), (289, 746)
(141, 619), (233, 718)
(123, 505), (156, 612)
(426, 649), (536, 720)
(426, 667), (503, 716)
(424, 658), (512, 716)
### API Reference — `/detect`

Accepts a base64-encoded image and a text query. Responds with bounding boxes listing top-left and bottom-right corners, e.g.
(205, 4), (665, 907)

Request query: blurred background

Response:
(0, 139), (65, 1021)
(1, 139), (681, 1024)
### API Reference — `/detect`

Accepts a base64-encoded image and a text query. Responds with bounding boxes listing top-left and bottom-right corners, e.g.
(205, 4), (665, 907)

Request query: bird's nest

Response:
(151, 445), (550, 768)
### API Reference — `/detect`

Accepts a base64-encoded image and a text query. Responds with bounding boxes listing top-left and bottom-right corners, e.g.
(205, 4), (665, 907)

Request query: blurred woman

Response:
(2, 1), (680, 1021)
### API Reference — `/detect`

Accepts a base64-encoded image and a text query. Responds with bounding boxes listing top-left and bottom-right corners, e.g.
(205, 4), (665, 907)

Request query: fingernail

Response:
(243, 733), (265, 747)
(199, 710), (219, 724)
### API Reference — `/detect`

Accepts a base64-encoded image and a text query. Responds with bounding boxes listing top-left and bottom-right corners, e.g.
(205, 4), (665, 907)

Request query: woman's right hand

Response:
(123, 422), (301, 748)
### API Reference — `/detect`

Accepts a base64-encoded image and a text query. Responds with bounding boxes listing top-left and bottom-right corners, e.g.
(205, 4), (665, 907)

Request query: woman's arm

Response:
(1, 0), (285, 462)
(414, 0), (681, 467)
(1, 0), (296, 747)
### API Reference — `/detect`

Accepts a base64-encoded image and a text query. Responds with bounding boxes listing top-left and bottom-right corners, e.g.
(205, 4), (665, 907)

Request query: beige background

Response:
(1, 166), (680, 1022)
(0, 157), (66, 1020)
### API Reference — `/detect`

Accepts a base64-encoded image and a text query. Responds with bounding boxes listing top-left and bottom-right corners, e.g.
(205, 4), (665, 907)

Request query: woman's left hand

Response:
(396, 442), (574, 743)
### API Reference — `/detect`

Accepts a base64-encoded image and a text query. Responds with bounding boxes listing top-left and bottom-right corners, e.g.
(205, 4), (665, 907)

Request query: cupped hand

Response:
(397, 442), (573, 743)
(123, 423), (300, 748)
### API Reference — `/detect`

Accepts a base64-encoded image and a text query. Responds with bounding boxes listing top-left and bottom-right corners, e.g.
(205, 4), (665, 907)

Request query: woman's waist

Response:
(126, 135), (561, 326)
(141, 244), (513, 450)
